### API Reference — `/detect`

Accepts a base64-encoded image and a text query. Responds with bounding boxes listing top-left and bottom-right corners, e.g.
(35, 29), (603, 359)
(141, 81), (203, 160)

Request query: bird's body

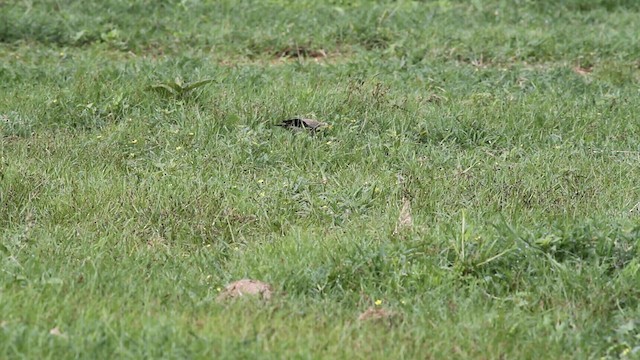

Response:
(276, 118), (329, 132)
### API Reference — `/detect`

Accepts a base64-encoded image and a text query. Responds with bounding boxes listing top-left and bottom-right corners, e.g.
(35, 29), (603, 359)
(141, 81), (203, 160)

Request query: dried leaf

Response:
(573, 65), (593, 76)
(49, 327), (67, 338)
(393, 198), (413, 234)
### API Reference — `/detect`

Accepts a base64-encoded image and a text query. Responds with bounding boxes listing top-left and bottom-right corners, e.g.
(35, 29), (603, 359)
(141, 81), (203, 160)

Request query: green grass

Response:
(2, 0), (640, 358)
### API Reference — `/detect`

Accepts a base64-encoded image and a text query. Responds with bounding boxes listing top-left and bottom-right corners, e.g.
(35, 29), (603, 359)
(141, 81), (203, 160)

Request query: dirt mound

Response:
(216, 279), (273, 302)
(358, 306), (400, 322)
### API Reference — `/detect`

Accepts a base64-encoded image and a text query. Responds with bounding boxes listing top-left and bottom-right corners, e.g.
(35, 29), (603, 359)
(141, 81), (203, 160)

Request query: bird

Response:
(276, 118), (329, 132)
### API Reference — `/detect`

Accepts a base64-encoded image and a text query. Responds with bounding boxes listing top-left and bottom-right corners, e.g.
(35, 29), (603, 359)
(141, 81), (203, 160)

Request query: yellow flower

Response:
(257, 179), (264, 184)
(175, 146), (183, 151)
(130, 139), (138, 144)
(374, 299), (382, 306)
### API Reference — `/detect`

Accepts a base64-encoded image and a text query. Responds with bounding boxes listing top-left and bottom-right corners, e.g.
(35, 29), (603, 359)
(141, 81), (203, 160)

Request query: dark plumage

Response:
(276, 118), (329, 132)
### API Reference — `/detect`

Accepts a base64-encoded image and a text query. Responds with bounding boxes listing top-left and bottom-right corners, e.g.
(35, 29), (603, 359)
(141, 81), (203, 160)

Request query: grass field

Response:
(2, 0), (640, 358)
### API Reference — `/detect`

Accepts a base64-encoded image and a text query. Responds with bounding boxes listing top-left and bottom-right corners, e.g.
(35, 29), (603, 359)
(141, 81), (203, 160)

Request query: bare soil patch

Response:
(217, 279), (273, 302)
(358, 306), (400, 323)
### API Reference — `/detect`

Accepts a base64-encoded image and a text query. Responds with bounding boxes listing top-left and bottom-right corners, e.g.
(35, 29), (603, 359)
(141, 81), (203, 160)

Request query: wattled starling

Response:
(276, 118), (329, 132)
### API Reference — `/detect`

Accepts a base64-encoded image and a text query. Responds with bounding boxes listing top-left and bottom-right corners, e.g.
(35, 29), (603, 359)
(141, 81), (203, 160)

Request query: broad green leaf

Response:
(183, 79), (215, 92)
(149, 84), (178, 95)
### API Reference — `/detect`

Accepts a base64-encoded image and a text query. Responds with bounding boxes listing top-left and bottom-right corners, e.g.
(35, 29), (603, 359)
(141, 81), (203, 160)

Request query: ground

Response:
(1, 0), (639, 358)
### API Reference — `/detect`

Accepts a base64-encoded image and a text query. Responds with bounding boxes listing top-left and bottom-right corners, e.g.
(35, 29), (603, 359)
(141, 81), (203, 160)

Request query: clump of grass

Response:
(148, 77), (216, 99)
